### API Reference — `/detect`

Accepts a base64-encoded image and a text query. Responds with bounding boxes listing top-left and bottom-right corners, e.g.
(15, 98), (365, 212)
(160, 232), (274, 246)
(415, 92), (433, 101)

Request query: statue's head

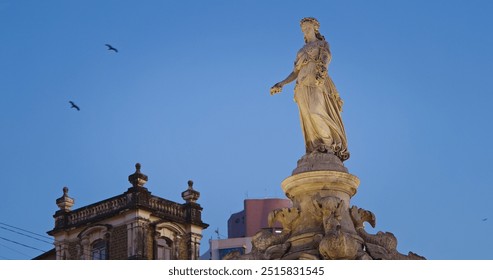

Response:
(300, 17), (320, 31)
(300, 17), (325, 42)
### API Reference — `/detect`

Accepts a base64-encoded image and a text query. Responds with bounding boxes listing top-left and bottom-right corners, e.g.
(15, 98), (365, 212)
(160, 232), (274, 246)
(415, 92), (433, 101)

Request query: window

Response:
(91, 239), (107, 260)
(155, 238), (173, 260)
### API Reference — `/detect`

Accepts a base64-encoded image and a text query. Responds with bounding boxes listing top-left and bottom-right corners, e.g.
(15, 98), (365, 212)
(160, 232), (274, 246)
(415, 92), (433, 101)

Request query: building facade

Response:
(46, 163), (208, 260)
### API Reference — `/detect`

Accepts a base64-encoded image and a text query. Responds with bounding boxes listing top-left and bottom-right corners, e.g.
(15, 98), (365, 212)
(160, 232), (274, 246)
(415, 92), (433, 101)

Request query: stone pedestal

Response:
(234, 153), (425, 260)
(282, 170), (359, 212)
(279, 170), (363, 259)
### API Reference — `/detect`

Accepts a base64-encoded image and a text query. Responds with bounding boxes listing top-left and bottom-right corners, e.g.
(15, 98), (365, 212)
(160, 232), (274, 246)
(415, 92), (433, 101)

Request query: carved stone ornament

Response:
(234, 195), (425, 260)
(56, 186), (75, 212)
(128, 163), (148, 188)
(349, 206), (425, 260)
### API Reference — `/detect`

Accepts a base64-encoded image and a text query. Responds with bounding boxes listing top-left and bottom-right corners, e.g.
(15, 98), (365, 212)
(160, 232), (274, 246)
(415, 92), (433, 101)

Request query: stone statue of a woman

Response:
(270, 17), (349, 162)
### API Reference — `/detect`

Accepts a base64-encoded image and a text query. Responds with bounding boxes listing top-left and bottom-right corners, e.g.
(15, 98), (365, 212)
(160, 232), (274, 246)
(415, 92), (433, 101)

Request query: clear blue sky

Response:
(1, 0), (492, 260)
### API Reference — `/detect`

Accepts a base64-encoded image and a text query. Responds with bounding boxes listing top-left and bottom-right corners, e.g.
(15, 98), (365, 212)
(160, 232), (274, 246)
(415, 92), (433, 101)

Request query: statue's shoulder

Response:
(319, 40), (330, 51)
(295, 44), (309, 59)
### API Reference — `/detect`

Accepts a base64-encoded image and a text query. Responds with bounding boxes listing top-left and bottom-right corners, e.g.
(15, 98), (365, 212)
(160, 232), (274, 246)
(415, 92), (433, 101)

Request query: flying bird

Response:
(105, 44), (118, 52)
(482, 218), (488, 222)
(69, 101), (80, 111)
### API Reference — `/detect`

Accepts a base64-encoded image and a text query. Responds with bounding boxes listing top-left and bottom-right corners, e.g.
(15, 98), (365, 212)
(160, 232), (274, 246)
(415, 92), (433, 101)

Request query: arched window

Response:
(91, 239), (107, 260)
(155, 238), (173, 260)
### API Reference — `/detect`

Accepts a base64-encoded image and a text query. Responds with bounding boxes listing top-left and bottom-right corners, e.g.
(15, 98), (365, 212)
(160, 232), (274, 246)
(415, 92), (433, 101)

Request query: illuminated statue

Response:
(271, 17), (349, 161)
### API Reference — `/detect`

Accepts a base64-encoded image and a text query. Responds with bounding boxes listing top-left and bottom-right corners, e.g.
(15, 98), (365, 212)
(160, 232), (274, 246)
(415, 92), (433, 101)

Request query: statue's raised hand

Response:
(270, 83), (283, 95)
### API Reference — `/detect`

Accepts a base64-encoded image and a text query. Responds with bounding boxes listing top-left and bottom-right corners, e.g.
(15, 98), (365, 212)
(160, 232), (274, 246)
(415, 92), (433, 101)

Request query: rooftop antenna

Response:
(214, 228), (226, 239)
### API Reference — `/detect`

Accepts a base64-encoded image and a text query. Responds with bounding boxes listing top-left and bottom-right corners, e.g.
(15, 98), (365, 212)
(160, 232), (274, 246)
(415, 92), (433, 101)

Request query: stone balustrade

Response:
(58, 194), (187, 229)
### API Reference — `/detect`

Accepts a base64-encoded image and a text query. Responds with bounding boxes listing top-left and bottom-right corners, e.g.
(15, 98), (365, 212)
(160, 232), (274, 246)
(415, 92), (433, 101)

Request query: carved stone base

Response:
(281, 232), (322, 260)
(230, 155), (426, 260)
(282, 170), (359, 212)
(292, 152), (348, 175)
(277, 170), (361, 259)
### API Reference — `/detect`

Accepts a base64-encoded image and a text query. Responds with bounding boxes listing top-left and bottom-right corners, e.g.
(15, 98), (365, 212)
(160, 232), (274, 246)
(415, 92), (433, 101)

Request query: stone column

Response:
(54, 241), (69, 260)
(127, 218), (148, 259)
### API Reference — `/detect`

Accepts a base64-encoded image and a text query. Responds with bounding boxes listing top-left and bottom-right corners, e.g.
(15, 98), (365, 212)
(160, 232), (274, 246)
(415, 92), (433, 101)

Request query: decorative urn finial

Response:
(56, 186), (75, 212)
(128, 162), (148, 188)
(182, 179), (200, 203)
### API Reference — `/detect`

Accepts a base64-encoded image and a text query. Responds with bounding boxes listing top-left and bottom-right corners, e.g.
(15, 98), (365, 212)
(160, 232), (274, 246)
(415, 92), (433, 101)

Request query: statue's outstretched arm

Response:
(270, 70), (298, 95)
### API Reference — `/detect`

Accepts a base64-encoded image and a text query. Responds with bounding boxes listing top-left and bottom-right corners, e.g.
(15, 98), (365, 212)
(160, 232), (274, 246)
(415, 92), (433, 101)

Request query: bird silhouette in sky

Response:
(105, 44), (118, 52)
(482, 218), (488, 222)
(69, 101), (80, 111)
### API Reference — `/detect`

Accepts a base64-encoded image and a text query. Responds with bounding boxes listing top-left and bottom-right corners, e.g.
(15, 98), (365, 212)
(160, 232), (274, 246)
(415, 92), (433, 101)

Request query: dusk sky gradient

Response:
(1, 0), (493, 260)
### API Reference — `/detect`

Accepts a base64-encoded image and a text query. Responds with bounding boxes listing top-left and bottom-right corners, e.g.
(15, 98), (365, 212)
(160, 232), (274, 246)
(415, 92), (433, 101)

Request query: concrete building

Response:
(40, 163), (208, 260)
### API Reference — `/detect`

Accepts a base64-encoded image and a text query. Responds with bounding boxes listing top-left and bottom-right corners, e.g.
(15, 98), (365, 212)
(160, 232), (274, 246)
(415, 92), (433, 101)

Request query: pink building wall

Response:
(228, 198), (292, 238)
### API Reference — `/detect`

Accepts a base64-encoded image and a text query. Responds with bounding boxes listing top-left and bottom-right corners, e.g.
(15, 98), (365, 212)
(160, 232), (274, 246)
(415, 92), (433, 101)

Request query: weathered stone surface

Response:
(233, 163), (426, 260)
(238, 170), (364, 260)
(238, 171), (425, 260)
(349, 206), (426, 260)
(292, 152), (348, 174)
